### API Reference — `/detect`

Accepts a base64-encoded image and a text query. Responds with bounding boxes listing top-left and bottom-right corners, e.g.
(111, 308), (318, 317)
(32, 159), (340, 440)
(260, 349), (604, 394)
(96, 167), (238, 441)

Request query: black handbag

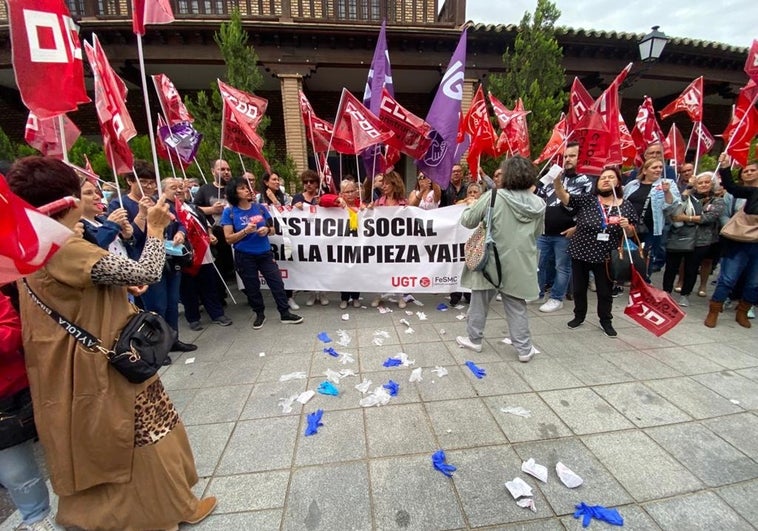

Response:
(606, 230), (648, 283)
(23, 281), (176, 384)
(0, 387), (37, 451)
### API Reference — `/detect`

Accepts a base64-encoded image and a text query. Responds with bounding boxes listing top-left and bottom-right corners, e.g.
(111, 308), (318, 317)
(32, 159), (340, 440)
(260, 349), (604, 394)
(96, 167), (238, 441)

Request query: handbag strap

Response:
(482, 189), (502, 288)
(21, 279), (110, 355)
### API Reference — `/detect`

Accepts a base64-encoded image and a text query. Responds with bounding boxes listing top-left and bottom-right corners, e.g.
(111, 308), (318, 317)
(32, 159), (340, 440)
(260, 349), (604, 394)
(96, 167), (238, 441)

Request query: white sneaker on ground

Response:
(352, 299), (361, 308)
(678, 295), (689, 307)
(589, 278), (597, 292)
(398, 299), (407, 309)
(371, 296), (381, 307)
(339, 300), (348, 309)
(748, 306), (755, 319)
(319, 292), (330, 306)
(496, 293), (502, 301)
(305, 293), (317, 306)
(15, 515), (64, 531)
(539, 299), (564, 313)
(288, 297), (300, 310)
(518, 345), (539, 363)
(455, 336), (482, 352)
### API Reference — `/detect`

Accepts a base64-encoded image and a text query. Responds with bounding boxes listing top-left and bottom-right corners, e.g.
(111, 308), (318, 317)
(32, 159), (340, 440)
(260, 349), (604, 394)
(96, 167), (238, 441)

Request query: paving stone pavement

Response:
(2, 281), (757, 531)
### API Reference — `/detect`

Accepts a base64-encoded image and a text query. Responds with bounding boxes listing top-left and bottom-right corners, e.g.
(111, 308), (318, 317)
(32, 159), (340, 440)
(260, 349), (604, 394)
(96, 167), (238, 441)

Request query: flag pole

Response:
(693, 122), (703, 175)
(194, 159), (209, 184)
(724, 91), (758, 153)
(57, 116), (69, 163)
(109, 151), (124, 209)
(135, 35), (161, 190)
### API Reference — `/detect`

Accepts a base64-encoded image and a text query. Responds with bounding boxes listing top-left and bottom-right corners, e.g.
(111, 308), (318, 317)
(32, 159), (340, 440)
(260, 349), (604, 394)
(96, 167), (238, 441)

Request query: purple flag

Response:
(417, 28), (467, 189)
(362, 21), (393, 178)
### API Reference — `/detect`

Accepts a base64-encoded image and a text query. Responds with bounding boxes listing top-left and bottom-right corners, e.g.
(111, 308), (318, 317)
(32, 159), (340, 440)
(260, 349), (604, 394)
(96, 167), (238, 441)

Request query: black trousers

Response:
(571, 258), (613, 323)
(663, 249), (699, 296)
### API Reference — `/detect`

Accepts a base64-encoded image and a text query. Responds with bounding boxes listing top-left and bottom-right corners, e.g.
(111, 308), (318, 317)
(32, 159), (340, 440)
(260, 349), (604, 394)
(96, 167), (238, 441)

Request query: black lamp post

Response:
(638, 26), (668, 62)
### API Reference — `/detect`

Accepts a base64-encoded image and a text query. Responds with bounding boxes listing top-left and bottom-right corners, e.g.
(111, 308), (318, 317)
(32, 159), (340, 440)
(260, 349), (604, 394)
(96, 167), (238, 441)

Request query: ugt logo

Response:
(22, 8), (82, 63)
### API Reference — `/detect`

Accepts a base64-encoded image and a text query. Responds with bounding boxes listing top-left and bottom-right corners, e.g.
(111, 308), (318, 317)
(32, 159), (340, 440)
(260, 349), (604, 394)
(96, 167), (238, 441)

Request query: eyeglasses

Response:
(138, 180), (157, 187)
(303, 180), (319, 185)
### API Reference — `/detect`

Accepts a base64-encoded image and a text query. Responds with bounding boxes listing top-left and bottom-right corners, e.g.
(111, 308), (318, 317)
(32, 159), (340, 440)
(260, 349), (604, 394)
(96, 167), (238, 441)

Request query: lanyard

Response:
(596, 198), (618, 231)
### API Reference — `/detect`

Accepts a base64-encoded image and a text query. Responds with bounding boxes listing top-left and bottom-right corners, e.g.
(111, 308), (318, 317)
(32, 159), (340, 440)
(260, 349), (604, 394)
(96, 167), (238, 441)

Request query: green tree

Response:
(488, 0), (566, 156)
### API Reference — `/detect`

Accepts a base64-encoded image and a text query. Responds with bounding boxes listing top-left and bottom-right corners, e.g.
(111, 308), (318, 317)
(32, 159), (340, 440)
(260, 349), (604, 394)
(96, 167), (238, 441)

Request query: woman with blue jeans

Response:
(705, 154), (758, 328)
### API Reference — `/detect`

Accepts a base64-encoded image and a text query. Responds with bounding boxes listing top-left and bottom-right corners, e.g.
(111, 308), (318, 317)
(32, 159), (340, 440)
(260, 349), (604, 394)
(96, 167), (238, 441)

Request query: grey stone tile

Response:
(643, 491), (753, 531)
(365, 403), (437, 457)
(166, 388), (197, 415)
(348, 369), (421, 406)
(188, 509), (282, 530)
(717, 480), (758, 525)
(357, 344), (419, 374)
(217, 417), (299, 475)
(729, 339), (758, 356)
(736, 366), (758, 383)
(559, 354), (637, 385)
(599, 351), (683, 380)
(182, 385), (252, 425)
(645, 423), (758, 487)
(448, 336), (516, 364)
(204, 357), (265, 386)
(645, 377), (744, 419)
(283, 462), (371, 531)
(484, 393), (573, 443)
(592, 382), (691, 427)
(447, 446), (553, 527)
(398, 323), (448, 345)
(465, 361), (533, 395)
(357, 325), (402, 347)
(493, 519), (565, 530)
(693, 371), (758, 409)
(185, 422), (235, 477)
(560, 504), (661, 530)
(512, 438), (633, 516)
(539, 388), (634, 435)
(240, 379), (308, 420)
(160, 361), (217, 390)
(302, 375), (366, 412)
(618, 330), (678, 350)
(426, 398), (507, 449)
(685, 343), (758, 370)
(703, 413), (758, 460)
(641, 346), (725, 375)
(257, 354), (312, 383)
(582, 431), (703, 501)
(309, 348), (359, 377)
(416, 366), (478, 402)
(295, 409), (366, 466)
(207, 471), (290, 513)
(369, 455), (465, 530)
(509, 359), (585, 391)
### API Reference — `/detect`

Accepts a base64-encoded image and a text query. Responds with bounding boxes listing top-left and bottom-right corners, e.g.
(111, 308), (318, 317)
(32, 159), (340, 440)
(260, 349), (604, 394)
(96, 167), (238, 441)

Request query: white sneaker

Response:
(371, 296), (381, 307)
(539, 299), (564, 313)
(519, 345), (539, 363)
(352, 299), (361, 308)
(15, 515), (65, 531)
(339, 300), (348, 309)
(496, 293), (502, 301)
(306, 293), (317, 306)
(748, 307), (755, 319)
(678, 295), (689, 307)
(589, 278), (597, 292)
(398, 299), (407, 309)
(288, 297), (300, 310)
(319, 293), (330, 306)
(455, 336), (482, 352)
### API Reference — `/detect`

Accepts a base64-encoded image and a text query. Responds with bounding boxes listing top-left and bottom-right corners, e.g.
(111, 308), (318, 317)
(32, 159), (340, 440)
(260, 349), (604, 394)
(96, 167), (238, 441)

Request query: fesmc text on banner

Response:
(251, 205), (474, 292)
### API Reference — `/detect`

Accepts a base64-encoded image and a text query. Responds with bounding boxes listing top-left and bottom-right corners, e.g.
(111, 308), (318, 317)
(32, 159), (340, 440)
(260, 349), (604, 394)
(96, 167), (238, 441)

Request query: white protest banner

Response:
(253, 205), (473, 293)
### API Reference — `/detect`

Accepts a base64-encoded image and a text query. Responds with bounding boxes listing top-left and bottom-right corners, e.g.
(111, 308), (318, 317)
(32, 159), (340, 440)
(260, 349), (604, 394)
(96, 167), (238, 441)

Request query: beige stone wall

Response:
(279, 74), (307, 175)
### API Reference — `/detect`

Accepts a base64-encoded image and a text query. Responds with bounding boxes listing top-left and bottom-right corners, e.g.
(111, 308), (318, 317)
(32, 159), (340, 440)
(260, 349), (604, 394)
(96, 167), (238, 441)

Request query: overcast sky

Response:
(466, 0), (753, 48)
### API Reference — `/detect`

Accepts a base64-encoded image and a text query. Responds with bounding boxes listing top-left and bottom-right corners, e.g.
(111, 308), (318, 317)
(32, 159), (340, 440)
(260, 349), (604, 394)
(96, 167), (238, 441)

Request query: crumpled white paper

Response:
(431, 366), (449, 377)
(296, 390), (315, 405)
(409, 367), (423, 382)
(338, 368), (356, 379)
(416, 311), (428, 321)
(505, 477), (533, 499)
(324, 368), (342, 384)
(501, 337), (513, 345)
(556, 462), (583, 488)
(399, 318), (411, 327)
(355, 378), (372, 394)
(279, 371), (307, 382)
(456, 313), (467, 321)
(359, 386), (392, 407)
(278, 395), (298, 413)
(500, 406), (532, 418)
(336, 329), (352, 347)
(341, 313), (350, 321)
(390, 352), (415, 367)
(405, 327), (415, 334)
(339, 352), (355, 364)
(521, 458), (548, 483)
(516, 498), (537, 512)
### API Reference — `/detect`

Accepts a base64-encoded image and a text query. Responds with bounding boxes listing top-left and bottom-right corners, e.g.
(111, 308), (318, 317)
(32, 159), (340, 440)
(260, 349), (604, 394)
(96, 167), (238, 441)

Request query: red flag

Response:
(625, 268), (685, 336)
(618, 113), (637, 166)
(8, 0), (90, 119)
(664, 124), (686, 167)
(534, 116), (568, 164)
(24, 112), (80, 160)
(491, 97), (530, 157)
(745, 40), (758, 83)
(592, 83), (623, 165)
(218, 80), (270, 171)
(331, 89), (394, 155)
(84, 35), (137, 174)
(0, 174), (73, 283)
(659, 77), (703, 122)
(722, 86), (758, 168)
(317, 153), (337, 194)
(152, 74), (193, 125)
(459, 86), (497, 176)
(174, 199), (209, 276)
(81, 154), (99, 186)
(574, 107), (611, 175)
(378, 89), (433, 159)
(631, 97), (666, 161)
(567, 78), (594, 133)
(132, 0), (174, 35)
(686, 122), (715, 158)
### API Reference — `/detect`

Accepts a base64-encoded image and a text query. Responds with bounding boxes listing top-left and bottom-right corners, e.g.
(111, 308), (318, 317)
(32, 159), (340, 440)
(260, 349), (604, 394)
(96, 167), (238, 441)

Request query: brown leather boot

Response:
(183, 496), (218, 525)
(704, 300), (723, 328)
(735, 300), (753, 328)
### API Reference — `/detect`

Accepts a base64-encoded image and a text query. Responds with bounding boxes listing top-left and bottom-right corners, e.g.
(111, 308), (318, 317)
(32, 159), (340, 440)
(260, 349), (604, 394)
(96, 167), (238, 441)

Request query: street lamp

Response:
(638, 26), (668, 62)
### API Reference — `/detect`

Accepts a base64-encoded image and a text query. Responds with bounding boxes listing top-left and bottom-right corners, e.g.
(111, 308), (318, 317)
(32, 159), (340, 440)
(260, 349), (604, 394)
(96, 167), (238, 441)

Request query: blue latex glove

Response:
(383, 357), (403, 367)
(436, 303), (449, 311)
(304, 409), (324, 436)
(317, 332), (332, 343)
(431, 449), (456, 477)
(317, 381), (339, 396)
(465, 361), (487, 379)
(383, 380), (399, 396)
(324, 347), (339, 357)
(573, 503), (624, 528)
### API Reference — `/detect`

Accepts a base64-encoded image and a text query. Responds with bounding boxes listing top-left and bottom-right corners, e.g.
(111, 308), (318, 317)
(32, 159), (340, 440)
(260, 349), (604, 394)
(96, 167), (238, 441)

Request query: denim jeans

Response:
(140, 268), (181, 331)
(235, 250), (289, 315)
(0, 440), (50, 525)
(537, 235), (571, 300)
(712, 241), (758, 304)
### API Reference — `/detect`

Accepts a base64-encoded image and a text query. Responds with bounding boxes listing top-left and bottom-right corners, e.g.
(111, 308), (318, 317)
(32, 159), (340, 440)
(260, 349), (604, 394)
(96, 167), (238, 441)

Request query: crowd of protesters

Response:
(0, 144), (755, 530)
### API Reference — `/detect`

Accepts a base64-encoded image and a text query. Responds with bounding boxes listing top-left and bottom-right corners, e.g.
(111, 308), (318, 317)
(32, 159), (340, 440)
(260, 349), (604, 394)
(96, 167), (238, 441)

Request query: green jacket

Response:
(460, 188), (545, 299)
